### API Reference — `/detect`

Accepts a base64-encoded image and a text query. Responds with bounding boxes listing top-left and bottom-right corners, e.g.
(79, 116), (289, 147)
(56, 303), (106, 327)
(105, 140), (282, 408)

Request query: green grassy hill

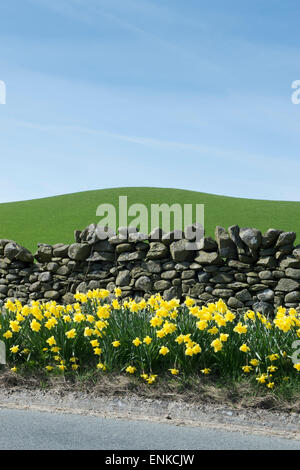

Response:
(0, 187), (299, 253)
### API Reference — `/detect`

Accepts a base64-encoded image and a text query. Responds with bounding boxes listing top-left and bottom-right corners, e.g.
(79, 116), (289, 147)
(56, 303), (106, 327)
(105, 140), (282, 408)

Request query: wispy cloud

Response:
(26, 0), (93, 24)
(9, 118), (299, 172)
(25, 0), (204, 62)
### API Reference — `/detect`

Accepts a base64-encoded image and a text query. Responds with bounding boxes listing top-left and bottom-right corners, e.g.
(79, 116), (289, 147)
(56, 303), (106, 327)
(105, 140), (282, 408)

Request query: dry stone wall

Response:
(0, 224), (300, 315)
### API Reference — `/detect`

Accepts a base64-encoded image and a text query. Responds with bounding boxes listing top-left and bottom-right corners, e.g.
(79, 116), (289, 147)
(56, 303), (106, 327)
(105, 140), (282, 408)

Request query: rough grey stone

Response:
(149, 227), (165, 242)
(276, 244), (294, 255)
(276, 232), (296, 248)
(128, 232), (149, 243)
(135, 276), (152, 292)
(228, 260), (251, 270)
(284, 291), (300, 303)
(293, 247), (300, 260)
(4, 242), (21, 260)
(170, 239), (195, 262)
(162, 261), (175, 270)
(163, 286), (181, 301)
(252, 301), (274, 316)
(257, 289), (274, 302)
(0, 239), (12, 247)
(279, 257), (300, 270)
(194, 251), (223, 266)
(116, 270), (131, 287)
(196, 237), (218, 252)
(258, 270), (273, 280)
(285, 268), (300, 280)
(234, 273), (247, 282)
(147, 242), (169, 260)
(117, 251), (145, 262)
(0, 285), (8, 295)
(197, 272), (211, 283)
(108, 234), (128, 245)
(262, 229), (282, 248)
(228, 297), (244, 309)
(68, 243), (91, 261)
(235, 289), (252, 302)
(93, 240), (115, 253)
(189, 283), (205, 297)
(154, 280), (172, 291)
(228, 225), (247, 254)
(181, 270), (195, 280)
(174, 262), (191, 271)
(38, 272), (52, 283)
(76, 281), (88, 293)
(62, 292), (75, 304)
(29, 281), (41, 293)
(184, 222), (204, 242)
(212, 288), (233, 298)
(74, 230), (81, 243)
(53, 244), (70, 258)
(210, 273), (233, 284)
(228, 282), (249, 290)
(189, 262), (202, 270)
(116, 243), (134, 254)
(257, 257), (277, 269)
(215, 226), (238, 259)
(142, 260), (161, 273)
(44, 290), (60, 300)
(16, 246), (34, 263)
(162, 230), (185, 246)
(161, 270), (178, 280)
(135, 242), (149, 252)
(276, 278), (299, 292)
(86, 251), (115, 262)
(56, 265), (71, 276)
(259, 247), (276, 257)
(250, 284), (270, 292)
(199, 292), (214, 301)
(239, 227), (262, 251)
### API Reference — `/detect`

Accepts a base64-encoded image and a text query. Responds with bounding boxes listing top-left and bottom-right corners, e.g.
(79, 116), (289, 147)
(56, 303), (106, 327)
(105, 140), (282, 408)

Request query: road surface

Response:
(0, 407), (299, 450)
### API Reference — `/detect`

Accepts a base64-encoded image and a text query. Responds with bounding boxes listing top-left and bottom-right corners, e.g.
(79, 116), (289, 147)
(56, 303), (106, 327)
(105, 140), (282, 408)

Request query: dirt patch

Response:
(0, 366), (300, 414)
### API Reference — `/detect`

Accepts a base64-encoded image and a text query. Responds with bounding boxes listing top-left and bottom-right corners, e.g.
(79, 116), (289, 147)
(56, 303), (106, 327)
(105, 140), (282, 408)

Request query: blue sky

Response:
(1, 0), (300, 202)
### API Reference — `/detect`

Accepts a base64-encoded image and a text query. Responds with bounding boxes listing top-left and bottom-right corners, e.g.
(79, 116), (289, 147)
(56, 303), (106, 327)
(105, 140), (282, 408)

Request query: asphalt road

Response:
(0, 408), (299, 450)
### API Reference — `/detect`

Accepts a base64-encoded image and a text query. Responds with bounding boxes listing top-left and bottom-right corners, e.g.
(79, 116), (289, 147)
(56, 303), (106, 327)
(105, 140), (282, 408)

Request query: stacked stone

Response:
(0, 240), (35, 305)
(0, 223), (299, 315)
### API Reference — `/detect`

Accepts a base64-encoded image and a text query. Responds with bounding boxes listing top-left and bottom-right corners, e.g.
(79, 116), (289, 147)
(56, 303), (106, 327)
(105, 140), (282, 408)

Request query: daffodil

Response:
(143, 336), (152, 345)
(65, 329), (76, 339)
(30, 319), (41, 332)
(233, 322), (248, 334)
(132, 337), (142, 347)
(159, 346), (169, 356)
(242, 365), (253, 373)
(46, 336), (56, 346)
(211, 338), (222, 352)
(9, 320), (21, 333)
(256, 374), (267, 384)
(220, 333), (229, 342)
(3, 330), (13, 339)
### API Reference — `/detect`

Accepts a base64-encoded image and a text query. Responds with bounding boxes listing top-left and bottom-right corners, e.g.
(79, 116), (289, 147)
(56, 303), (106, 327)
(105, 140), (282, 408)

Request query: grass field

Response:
(0, 187), (299, 253)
